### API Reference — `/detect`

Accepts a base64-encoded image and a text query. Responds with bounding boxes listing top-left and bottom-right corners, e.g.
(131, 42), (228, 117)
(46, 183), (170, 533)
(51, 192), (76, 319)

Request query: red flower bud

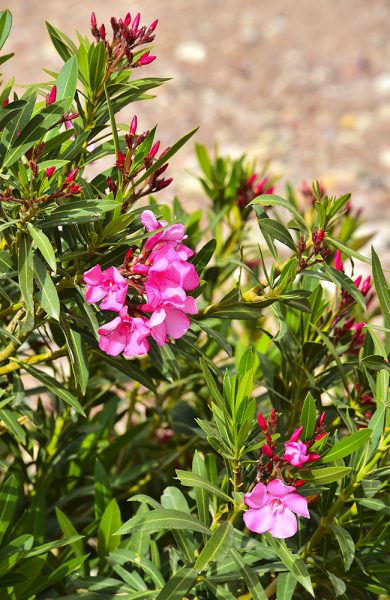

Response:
(148, 19), (158, 33)
(318, 411), (326, 426)
(116, 151), (126, 170)
(317, 228), (325, 243)
(130, 115), (138, 135)
(262, 444), (273, 458)
(257, 412), (268, 433)
(65, 168), (78, 184)
(157, 177), (173, 190)
(3, 98), (9, 107)
(289, 425), (304, 443)
(100, 24), (106, 39)
(45, 166), (56, 178)
(91, 12), (97, 27)
(294, 479), (305, 487)
(67, 183), (82, 194)
(137, 51), (156, 66)
(361, 276), (371, 296)
(148, 140), (160, 159)
(354, 275), (362, 288)
(315, 432), (327, 442)
(46, 85), (57, 107)
(334, 249), (343, 272)
(132, 12), (140, 31)
(308, 453), (321, 462)
(124, 12), (131, 26)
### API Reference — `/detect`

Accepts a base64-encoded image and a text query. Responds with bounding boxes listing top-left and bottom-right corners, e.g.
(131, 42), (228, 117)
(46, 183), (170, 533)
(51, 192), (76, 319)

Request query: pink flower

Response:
(145, 247), (199, 305)
(283, 440), (312, 467)
(140, 210), (186, 251)
(334, 249), (343, 272)
(243, 479), (310, 539)
(147, 297), (198, 346)
(98, 307), (150, 357)
(83, 265), (128, 312)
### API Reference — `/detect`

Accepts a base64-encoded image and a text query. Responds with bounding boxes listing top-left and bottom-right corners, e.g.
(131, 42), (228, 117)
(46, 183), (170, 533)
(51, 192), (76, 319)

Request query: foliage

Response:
(0, 8), (389, 600)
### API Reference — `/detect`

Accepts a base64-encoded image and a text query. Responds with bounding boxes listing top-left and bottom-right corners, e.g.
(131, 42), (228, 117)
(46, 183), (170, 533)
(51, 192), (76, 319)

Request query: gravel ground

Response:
(2, 0), (390, 262)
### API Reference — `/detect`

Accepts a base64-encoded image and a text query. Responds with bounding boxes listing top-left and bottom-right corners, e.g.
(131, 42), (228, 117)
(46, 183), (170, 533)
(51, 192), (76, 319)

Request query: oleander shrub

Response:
(0, 8), (389, 600)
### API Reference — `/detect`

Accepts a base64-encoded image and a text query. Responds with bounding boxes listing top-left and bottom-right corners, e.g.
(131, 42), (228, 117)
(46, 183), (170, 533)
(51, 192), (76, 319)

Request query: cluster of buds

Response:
(256, 409), (327, 486)
(237, 173), (274, 209)
(332, 250), (372, 354)
(91, 11), (157, 72)
(112, 116), (172, 210)
(354, 383), (375, 423)
(301, 181), (326, 205)
(83, 210), (199, 358)
(297, 227), (330, 270)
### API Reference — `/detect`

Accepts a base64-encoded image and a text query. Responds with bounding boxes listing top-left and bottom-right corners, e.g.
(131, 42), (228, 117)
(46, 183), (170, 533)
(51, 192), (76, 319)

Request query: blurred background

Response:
(2, 0), (390, 261)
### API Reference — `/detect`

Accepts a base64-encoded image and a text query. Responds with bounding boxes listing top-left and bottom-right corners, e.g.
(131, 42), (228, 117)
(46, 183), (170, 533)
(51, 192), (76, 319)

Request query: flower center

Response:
(270, 498), (285, 515)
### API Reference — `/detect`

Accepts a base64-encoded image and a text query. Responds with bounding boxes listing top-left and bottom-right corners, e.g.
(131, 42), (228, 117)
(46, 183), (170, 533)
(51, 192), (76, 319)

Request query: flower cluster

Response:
(83, 210), (199, 357)
(112, 116), (172, 211)
(91, 11), (157, 71)
(332, 249), (372, 354)
(243, 410), (328, 538)
(237, 173), (274, 209)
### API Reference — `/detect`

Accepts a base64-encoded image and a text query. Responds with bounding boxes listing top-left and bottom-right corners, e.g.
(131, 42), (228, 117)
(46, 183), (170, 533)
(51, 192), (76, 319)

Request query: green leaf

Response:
(323, 264), (366, 310)
(258, 218), (296, 251)
(26, 555), (88, 596)
(56, 54), (78, 111)
(27, 223), (56, 272)
(195, 522), (233, 573)
(372, 247), (390, 343)
(325, 236), (370, 264)
(98, 498), (122, 558)
(330, 524), (355, 570)
(94, 460), (112, 520)
(60, 315), (89, 394)
(276, 572), (297, 600)
(175, 470), (233, 503)
(24, 535), (84, 559)
(264, 535), (314, 596)
(55, 507), (84, 558)
(231, 548), (267, 600)
(116, 508), (211, 537)
(39, 200), (118, 227)
(303, 467), (352, 485)
(355, 498), (385, 511)
(33, 255), (60, 321)
(192, 451), (210, 533)
(156, 566), (198, 600)
(160, 487), (195, 563)
(19, 362), (85, 416)
(3, 92), (36, 149)
(18, 233), (34, 314)
(0, 409), (26, 444)
(0, 10), (12, 50)
(191, 239), (216, 276)
(0, 250), (14, 274)
(90, 42), (107, 92)
(251, 194), (310, 234)
(0, 474), (19, 543)
(96, 352), (157, 395)
(300, 392), (317, 441)
(322, 429), (372, 463)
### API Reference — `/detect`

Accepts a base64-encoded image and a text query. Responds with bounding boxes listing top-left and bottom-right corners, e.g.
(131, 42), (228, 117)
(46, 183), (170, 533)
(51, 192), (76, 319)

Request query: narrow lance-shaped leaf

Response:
(231, 548), (268, 600)
(195, 521), (233, 572)
(322, 429), (372, 463)
(264, 534), (314, 597)
(115, 508), (211, 537)
(27, 223), (56, 273)
(300, 392), (317, 441)
(18, 233), (34, 314)
(33, 255), (60, 321)
(156, 567), (198, 600)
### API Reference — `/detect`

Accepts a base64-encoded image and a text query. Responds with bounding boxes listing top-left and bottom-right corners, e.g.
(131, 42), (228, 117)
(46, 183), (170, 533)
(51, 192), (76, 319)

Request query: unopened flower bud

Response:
(317, 228), (325, 243)
(334, 249), (343, 272)
(354, 275), (362, 288)
(294, 479), (305, 487)
(130, 115), (138, 135)
(148, 19), (158, 33)
(157, 177), (173, 190)
(137, 51), (156, 66)
(124, 12), (131, 26)
(45, 166), (56, 178)
(65, 168), (78, 184)
(262, 444), (273, 458)
(361, 276), (371, 296)
(100, 24), (106, 39)
(289, 425), (304, 443)
(91, 12), (97, 27)
(308, 453), (321, 462)
(132, 12), (140, 31)
(46, 85), (57, 107)
(257, 412), (268, 433)
(149, 140), (160, 159)
(3, 97), (9, 107)
(314, 432), (327, 442)
(67, 183), (82, 194)
(318, 411), (326, 426)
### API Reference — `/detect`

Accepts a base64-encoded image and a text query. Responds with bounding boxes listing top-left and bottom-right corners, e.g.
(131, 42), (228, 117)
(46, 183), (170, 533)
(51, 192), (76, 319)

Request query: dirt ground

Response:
(2, 0), (390, 262)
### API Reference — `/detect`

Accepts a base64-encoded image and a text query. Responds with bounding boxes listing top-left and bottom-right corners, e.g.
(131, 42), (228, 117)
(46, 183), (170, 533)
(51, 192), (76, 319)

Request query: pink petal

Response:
(268, 508), (297, 539)
(98, 316), (122, 334)
(150, 307), (166, 327)
(244, 483), (267, 509)
(267, 479), (296, 498)
(98, 332), (126, 356)
(85, 285), (106, 304)
(100, 287), (128, 312)
(83, 264), (103, 285)
(164, 308), (190, 339)
(141, 210), (160, 232)
(183, 296), (198, 314)
(123, 334), (150, 356)
(243, 505), (274, 534)
(150, 322), (167, 346)
(283, 493), (310, 518)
